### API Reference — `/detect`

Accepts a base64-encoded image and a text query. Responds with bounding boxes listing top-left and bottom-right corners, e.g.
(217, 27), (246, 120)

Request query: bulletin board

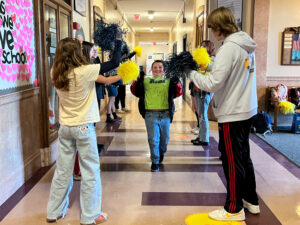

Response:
(0, 0), (37, 94)
(281, 27), (300, 65)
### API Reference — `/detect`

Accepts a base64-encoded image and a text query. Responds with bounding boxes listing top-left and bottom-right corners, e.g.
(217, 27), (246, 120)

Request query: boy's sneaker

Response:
(191, 137), (200, 143)
(192, 140), (209, 146)
(97, 144), (105, 155)
(243, 199), (260, 214)
(80, 213), (108, 225)
(151, 163), (159, 172)
(113, 116), (122, 121)
(208, 208), (245, 221)
(159, 154), (164, 164)
(191, 128), (199, 135)
(106, 117), (115, 123)
(116, 109), (125, 113)
(122, 108), (131, 112)
(191, 127), (198, 133)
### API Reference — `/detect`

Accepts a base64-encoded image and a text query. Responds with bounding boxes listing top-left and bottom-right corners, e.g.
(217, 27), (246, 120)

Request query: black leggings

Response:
(115, 85), (126, 109)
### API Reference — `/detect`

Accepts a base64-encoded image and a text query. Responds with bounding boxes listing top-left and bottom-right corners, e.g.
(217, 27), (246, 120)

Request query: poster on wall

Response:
(0, 0), (37, 94)
(74, 0), (86, 17)
(218, 0), (243, 29)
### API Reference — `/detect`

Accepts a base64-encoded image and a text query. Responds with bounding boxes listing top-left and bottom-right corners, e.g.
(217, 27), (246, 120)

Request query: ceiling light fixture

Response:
(148, 10), (154, 20)
(149, 27), (154, 32)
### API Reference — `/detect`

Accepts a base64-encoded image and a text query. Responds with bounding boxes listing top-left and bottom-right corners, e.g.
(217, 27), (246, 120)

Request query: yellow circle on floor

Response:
(185, 213), (242, 225)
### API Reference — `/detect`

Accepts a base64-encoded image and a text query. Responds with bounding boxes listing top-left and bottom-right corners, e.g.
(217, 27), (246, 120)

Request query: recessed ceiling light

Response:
(148, 10), (154, 19)
(149, 27), (154, 32)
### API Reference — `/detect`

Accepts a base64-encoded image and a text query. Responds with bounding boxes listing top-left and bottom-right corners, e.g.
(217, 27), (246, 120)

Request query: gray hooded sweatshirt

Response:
(189, 31), (257, 123)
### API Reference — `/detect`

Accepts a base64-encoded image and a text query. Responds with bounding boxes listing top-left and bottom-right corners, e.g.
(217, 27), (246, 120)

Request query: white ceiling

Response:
(115, 0), (185, 33)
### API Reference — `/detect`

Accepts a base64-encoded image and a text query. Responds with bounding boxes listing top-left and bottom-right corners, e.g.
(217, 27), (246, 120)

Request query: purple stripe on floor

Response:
(101, 163), (223, 172)
(117, 129), (146, 132)
(142, 192), (226, 206)
(102, 150), (220, 157)
(101, 137), (220, 157)
(250, 134), (300, 179)
(101, 164), (227, 184)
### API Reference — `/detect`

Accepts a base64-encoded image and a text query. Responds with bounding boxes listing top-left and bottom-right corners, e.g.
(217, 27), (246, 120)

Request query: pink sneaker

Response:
(80, 213), (108, 225)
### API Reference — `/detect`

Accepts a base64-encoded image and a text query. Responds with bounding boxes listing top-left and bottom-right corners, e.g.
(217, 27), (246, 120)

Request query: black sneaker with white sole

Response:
(151, 163), (159, 172)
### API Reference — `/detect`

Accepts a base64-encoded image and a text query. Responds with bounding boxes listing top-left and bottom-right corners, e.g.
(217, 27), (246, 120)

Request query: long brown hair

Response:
(207, 7), (239, 37)
(82, 41), (94, 63)
(51, 38), (88, 91)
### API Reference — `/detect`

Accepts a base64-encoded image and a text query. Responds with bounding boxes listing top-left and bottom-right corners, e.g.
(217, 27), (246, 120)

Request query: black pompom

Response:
(121, 41), (130, 57)
(93, 20), (119, 51)
(164, 52), (198, 78)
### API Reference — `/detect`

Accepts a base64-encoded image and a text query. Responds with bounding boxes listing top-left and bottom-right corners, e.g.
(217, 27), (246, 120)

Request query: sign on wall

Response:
(0, 0), (36, 92)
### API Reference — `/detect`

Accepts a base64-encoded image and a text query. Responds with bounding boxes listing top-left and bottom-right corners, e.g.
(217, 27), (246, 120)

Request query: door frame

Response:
(40, 0), (73, 147)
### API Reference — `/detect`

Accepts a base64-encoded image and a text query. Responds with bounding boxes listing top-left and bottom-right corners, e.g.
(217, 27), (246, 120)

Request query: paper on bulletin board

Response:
(0, 0), (37, 91)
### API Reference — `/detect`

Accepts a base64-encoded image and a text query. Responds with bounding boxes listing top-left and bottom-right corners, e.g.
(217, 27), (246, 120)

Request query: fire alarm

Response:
(134, 14), (140, 21)
(73, 22), (79, 30)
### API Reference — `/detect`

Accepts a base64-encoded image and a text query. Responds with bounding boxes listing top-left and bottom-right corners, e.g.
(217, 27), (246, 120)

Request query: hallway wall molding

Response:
(266, 76), (300, 86)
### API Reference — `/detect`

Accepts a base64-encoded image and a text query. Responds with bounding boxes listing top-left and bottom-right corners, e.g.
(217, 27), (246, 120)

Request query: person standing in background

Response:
(105, 68), (122, 123)
(115, 82), (131, 113)
(191, 40), (215, 146)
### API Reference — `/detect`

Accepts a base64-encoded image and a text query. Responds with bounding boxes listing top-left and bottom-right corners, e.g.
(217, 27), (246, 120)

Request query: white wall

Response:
(267, 0), (300, 77)
(135, 32), (170, 72)
(137, 44), (170, 73)
(73, 0), (90, 41)
(169, 0), (195, 53)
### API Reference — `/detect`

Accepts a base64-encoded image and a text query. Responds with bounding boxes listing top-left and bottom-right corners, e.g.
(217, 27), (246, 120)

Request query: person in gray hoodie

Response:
(188, 7), (260, 221)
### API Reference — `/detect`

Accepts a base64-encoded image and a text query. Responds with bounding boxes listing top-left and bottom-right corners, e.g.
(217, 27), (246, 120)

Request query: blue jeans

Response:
(195, 93), (213, 143)
(145, 111), (170, 164)
(47, 123), (103, 224)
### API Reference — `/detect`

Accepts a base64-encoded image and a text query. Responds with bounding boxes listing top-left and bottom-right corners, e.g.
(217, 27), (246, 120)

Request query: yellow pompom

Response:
(278, 101), (295, 114)
(117, 61), (139, 84)
(134, 46), (142, 57)
(185, 213), (242, 225)
(197, 70), (210, 76)
(193, 47), (212, 68)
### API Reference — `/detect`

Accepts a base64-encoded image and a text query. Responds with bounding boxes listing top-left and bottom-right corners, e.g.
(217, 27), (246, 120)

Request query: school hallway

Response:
(0, 94), (299, 225)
